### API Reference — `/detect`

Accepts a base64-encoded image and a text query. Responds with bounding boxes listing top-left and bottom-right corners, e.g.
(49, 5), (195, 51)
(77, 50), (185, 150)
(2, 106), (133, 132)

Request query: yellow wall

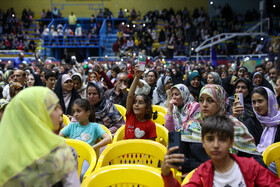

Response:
(1, 0), (208, 19)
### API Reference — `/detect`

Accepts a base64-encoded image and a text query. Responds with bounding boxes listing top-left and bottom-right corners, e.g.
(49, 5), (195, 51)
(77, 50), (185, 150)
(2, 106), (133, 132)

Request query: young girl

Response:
(124, 66), (157, 140)
(59, 98), (112, 150)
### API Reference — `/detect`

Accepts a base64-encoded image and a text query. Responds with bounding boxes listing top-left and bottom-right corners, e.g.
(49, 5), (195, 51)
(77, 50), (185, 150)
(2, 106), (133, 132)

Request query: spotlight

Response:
(210, 1), (213, 5)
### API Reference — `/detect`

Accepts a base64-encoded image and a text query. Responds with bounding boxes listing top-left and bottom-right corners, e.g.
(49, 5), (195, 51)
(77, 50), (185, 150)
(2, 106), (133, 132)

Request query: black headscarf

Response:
(53, 75), (81, 115)
(32, 73), (45, 86)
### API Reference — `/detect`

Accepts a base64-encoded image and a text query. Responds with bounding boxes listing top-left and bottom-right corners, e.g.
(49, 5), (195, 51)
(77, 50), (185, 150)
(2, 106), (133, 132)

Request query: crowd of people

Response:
(0, 46), (280, 185)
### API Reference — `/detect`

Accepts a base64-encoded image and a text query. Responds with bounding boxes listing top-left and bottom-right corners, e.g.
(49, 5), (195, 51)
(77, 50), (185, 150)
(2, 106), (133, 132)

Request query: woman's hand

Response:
(134, 65), (143, 78)
(168, 98), (177, 116)
(161, 146), (184, 176)
(232, 100), (244, 117)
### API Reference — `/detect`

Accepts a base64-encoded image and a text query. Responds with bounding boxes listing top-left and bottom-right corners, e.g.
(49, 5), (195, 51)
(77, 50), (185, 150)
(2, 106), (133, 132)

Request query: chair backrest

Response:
(81, 165), (164, 187)
(95, 124), (112, 156)
(95, 139), (167, 170)
(152, 105), (167, 115)
(63, 114), (70, 126)
(181, 169), (197, 185)
(262, 142), (280, 178)
(112, 124), (168, 147)
(154, 124), (169, 147)
(66, 139), (97, 181)
(114, 104), (126, 121)
(112, 125), (125, 143)
(152, 112), (166, 126)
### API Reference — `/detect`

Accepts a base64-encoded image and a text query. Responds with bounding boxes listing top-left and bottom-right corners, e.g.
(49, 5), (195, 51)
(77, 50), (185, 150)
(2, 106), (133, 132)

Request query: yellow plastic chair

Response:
(112, 124), (168, 147)
(262, 142), (280, 178)
(152, 105), (167, 115)
(63, 114), (71, 126)
(112, 125), (125, 143)
(65, 139), (97, 181)
(95, 124), (113, 157)
(152, 112), (166, 126)
(114, 104), (126, 121)
(181, 169), (197, 185)
(81, 165), (164, 187)
(95, 139), (166, 170)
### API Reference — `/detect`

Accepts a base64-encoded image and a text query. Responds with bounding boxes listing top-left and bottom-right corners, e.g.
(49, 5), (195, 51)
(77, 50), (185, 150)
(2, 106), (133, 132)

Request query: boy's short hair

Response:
(202, 115), (234, 140)
(45, 69), (56, 80)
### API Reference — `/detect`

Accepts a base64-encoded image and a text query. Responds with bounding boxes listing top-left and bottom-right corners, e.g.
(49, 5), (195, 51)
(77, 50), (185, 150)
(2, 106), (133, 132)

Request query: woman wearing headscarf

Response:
(251, 71), (274, 93)
(9, 82), (24, 101)
(54, 74), (81, 115)
(228, 78), (255, 123)
(152, 76), (173, 107)
(245, 87), (280, 174)
(179, 84), (264, 173)
(185, 71), (204, 94)
(27, 73), (45, 87)
(72, 73), (87, 98)
(207, 72), (222, 85)
(165, 84), (200, 132)
(145, 69), (159, 98)
(0, 87), (79, 186)
(87, 81), (124, 134)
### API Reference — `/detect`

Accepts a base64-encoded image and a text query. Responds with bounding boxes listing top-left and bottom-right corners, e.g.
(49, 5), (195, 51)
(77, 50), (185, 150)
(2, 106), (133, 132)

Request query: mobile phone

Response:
(234, 93), (244, 107)
(168, 131), (182, 167)
(230, 75), (237, 85)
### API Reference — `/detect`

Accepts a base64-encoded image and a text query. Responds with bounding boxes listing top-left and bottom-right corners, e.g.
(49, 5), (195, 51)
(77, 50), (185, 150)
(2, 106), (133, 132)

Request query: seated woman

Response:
(251, 71), (274, 93)
(54, 74), (81, 115)
(245, 87), (280, 174)
(185, 71), (204, 95)
(0, 87), (79, 186)
(229, 78), (255, 123)
(178, 84), (264, 173)
(72, 73), (87, 98)
(152, 76), (173, 107)
(145, 70), (159, 99)
(165, 84), (200, 132)
(87, 81), (124, 135)
(207, 72), (222, 85)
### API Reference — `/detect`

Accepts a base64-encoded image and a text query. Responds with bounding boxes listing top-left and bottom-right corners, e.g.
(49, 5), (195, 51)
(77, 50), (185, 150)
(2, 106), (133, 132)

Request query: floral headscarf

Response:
(171, 84), (200, 131)
(199, 84), (226, 116)
(182, 84), (260, 155)
(253, 87), (280, 153)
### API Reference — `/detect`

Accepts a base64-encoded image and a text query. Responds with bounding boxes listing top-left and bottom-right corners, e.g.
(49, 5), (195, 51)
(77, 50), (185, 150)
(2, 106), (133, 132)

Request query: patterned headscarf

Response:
(181, 84), (260, 155)
(252, 87), (280, 153)
(199, 84), (226, 116)
(171, 84), (200, 131)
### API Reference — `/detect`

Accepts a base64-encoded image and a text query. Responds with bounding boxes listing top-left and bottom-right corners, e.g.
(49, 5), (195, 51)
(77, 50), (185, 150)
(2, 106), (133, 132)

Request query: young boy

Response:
(161, 116), (280, 186)
(44, 69), (56, 90)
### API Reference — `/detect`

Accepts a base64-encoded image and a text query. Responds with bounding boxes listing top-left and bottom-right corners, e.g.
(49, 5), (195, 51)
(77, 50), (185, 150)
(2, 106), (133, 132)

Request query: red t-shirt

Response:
(124, 110), (157, 139)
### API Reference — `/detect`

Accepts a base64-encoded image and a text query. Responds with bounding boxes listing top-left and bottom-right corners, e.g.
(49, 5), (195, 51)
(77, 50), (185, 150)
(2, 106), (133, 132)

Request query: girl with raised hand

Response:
(125, 65), (157, 140)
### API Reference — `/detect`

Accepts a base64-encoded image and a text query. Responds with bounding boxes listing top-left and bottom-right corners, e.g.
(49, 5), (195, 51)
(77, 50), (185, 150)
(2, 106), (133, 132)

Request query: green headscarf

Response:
(0, 87), (75, 186)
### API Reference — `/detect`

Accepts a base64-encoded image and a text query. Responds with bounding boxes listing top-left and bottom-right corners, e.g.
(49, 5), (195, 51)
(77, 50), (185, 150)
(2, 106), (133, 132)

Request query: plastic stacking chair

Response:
(112, 124), (168, 147)
(114, 104), (126, 121)
(152, 105), (167, 115)
(63, 114), (71, 126)
(181, 169), (197, 185)
(152, 112), (166, 126)
(112, 125), (125, 143)
(95, 139), (166, 170)
(262, 142), (280, 178)
(95, 124), (112, 157)
(81, 165), (164, 187)
(66, 139), (97, 181)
